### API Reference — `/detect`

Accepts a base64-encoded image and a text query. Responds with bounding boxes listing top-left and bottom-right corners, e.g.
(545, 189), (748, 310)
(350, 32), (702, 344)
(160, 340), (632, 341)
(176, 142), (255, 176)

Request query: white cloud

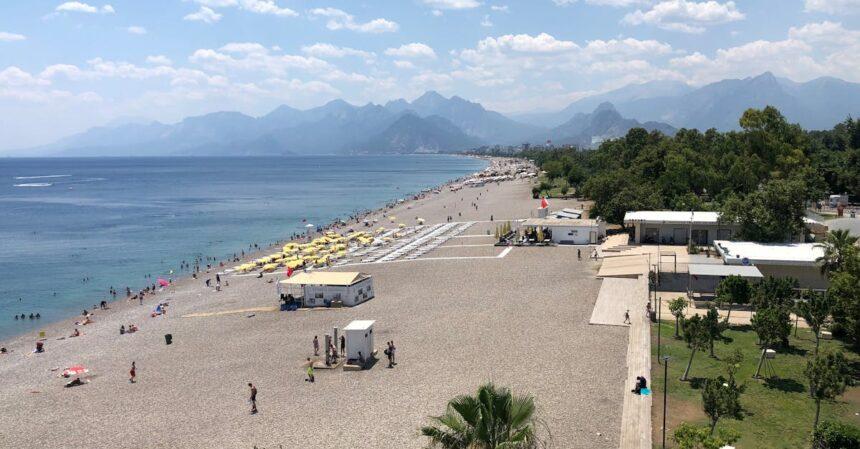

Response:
(146, 55), (173, 65)
(553, 0), (649, 6)
(309, 8), (399, 33)
(185, 0), (297, 16)
(623, 0), (745, 33)
(55, 2), (115, 14)
(127, 26), (147, 35)
(805, 0), (860, 14)
(184, 6), (222, 23)
(189, 45), (332, 75)
(0, 32), (26, 42)
(219, 42), (269, 54)
(421, 0), (481, 9)
(301, 43), (375, 61)
(481, 15), (493, 27)
(393, 60), (416, 70)
(666, 21), (860, 85)
(432, 9), (444, 16)
(384, 43), (437, 59)
(1, 67), (51, 87)
(490, 5), (509, 12)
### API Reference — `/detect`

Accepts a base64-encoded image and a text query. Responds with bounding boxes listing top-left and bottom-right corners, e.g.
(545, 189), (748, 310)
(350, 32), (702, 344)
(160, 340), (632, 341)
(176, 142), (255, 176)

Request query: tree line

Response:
(506, 107), (859, 242)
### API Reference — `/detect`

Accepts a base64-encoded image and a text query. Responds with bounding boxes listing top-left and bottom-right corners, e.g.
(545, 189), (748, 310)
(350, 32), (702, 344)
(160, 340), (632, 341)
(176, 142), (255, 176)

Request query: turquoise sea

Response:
(0, 155), (487, 340)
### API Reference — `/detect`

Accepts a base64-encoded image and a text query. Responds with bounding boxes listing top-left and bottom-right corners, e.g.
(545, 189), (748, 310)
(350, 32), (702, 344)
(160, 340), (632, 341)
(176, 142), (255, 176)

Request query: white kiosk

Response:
(344, 320), (375, 364)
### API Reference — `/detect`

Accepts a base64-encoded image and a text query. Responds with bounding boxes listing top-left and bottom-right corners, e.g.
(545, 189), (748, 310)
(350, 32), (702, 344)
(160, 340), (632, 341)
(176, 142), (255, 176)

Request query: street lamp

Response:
(662, 355), (670, 449)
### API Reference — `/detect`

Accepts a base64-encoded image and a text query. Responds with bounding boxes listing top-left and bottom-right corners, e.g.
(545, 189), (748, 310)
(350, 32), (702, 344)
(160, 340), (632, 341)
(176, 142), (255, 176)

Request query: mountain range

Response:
(515, 72), (860, 131)
(20, 72), (860, 156)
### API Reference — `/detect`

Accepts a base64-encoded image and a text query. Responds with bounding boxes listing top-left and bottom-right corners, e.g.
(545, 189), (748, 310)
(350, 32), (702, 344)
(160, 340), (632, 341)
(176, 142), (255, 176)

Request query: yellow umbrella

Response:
(389, 216), (396, 222)
(262, 263), (278, 272)
(398, 223), (406, 228)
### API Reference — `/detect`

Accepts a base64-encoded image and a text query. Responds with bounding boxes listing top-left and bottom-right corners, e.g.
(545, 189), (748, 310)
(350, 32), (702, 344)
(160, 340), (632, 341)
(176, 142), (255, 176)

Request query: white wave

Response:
(14, 175), (72, 180)
(14, 183), (53, 187)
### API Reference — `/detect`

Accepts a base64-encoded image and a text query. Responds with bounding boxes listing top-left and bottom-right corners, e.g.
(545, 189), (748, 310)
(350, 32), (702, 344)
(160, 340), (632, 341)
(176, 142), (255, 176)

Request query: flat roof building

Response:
(714, 240), (827, 289)
(520, 218), (605, 245)
(624, 211), (739, 245)
(279, 271), (374, 308)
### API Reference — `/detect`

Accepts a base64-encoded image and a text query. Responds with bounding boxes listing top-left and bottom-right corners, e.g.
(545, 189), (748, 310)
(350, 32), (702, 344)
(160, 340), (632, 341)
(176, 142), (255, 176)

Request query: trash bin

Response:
(165, 334), (173, 345)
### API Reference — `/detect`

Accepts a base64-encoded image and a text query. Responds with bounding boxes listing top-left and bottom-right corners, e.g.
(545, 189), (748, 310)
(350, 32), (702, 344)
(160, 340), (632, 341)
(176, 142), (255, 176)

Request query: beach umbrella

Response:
(62, 365), (89, 377)
(157, 278), (169, 287)
(305, 223), (314, 228)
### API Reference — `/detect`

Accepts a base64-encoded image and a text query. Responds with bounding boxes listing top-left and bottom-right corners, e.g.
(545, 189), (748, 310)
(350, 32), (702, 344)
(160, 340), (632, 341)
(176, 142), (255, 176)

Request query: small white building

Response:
(520, 218), (605, 245)
(279, 271), (374, 308)
(624, 211), (739, 245)
(343, 320), (375, 363)
(714, 240), (828, 289)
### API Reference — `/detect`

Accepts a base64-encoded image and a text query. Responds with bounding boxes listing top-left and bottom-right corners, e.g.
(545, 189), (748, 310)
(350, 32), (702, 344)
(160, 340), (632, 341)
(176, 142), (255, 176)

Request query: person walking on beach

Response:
(305, 358), (315, 383)
(248, 383), (257, 414)
(577, 248), (581, 260)
(129, 361), (136, 383)
(340, 335), (345, 356)
(623, 309), (631, 325)
(313, 336), (319, 356)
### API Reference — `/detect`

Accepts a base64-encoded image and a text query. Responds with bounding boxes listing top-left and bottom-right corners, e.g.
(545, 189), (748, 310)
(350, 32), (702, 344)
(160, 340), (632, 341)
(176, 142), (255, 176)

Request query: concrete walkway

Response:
(590, 276), (651, 449)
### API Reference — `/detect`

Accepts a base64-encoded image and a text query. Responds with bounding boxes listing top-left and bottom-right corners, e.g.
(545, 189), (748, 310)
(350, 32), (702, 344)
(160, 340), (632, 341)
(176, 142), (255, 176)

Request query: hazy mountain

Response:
(513, 80), (693, 127)
(384, 91), (543, 144)
(359, 113), (484, 153)
(528, 73), (860, 132)
(30, 91), (537, 156)
(528, 102), (676, 148)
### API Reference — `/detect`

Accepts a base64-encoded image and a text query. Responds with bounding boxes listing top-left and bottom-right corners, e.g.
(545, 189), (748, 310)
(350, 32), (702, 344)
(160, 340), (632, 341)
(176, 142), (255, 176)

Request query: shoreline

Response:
(0, 155), (500, 348)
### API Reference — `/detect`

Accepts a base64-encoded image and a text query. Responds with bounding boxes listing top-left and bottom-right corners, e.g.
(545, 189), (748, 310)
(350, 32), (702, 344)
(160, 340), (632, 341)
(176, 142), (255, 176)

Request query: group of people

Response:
(119, 324), (138, 335)
(13, 313), (41, 320)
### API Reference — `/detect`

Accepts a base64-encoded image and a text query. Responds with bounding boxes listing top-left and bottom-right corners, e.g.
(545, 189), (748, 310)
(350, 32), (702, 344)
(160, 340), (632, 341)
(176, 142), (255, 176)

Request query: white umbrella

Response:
(305, 224), (314, 228)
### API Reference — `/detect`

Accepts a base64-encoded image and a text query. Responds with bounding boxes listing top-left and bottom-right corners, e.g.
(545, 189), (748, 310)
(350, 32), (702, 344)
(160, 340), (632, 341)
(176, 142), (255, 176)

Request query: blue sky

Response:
(1, 0), (860, 150)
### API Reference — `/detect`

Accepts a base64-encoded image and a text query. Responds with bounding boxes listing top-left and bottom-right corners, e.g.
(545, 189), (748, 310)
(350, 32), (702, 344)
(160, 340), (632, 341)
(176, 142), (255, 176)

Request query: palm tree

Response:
(816, 229), (859, 276)
(420, 383), (543, 449)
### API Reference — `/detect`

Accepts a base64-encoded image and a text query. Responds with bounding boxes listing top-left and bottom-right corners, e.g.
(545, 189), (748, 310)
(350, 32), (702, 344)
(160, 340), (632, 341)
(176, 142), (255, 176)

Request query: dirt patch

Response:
(651, 392), (706, 446)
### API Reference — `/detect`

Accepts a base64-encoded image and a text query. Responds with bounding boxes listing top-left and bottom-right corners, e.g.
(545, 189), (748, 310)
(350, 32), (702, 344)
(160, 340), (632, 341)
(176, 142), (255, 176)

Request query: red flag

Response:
(286, 266), (294, 277)
(540, 197), (549, 209)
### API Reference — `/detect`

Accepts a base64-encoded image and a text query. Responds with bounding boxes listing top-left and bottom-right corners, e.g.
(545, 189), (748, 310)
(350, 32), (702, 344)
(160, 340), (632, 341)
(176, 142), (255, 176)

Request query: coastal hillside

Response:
(358, 113), (485, 154)
(516, 72), (860, 131)
(527, 102), (676, 148)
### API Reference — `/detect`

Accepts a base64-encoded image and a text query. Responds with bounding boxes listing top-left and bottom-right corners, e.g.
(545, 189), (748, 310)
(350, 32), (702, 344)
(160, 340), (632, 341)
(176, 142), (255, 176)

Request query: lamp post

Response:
(662, 355), (670, 449)
(657, 270), (662, 363)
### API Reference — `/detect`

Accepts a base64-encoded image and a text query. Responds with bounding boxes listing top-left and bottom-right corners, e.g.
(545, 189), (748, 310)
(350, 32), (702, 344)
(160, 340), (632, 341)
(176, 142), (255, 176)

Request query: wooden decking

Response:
(590, 276), (651, 449)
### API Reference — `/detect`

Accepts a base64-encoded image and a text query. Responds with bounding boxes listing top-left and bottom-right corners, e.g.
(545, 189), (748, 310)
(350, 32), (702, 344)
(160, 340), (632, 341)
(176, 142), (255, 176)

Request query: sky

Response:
(1, 0), (860, 150)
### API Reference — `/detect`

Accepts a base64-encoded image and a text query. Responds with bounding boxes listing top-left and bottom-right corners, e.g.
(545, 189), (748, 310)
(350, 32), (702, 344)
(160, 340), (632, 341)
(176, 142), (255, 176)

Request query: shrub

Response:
(813, 421), (860, 449)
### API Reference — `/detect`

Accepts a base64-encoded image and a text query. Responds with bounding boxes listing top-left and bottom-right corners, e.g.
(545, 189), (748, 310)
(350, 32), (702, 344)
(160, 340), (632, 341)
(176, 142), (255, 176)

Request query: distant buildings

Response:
(520, 218), (605, 245)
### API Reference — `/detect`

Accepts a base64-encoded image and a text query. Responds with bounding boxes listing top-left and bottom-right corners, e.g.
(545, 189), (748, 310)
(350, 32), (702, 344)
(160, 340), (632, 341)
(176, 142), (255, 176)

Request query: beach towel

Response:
(641, 388), (650, 395)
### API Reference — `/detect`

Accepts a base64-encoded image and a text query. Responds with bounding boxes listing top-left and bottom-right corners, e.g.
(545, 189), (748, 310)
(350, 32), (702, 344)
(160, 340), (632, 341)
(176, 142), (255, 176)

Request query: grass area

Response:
(651, 321), (860, 449)
(536, 176), (573, 198)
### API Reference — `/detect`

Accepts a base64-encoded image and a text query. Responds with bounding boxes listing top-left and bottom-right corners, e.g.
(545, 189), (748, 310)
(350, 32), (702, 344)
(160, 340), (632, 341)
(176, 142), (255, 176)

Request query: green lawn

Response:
(536, 176), (573, 198)
(651, 321), (860, 449)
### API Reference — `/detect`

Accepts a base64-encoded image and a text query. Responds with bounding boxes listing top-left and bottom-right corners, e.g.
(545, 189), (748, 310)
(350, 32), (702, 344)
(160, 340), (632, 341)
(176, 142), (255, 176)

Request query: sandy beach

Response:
(0, 165), (627, 448)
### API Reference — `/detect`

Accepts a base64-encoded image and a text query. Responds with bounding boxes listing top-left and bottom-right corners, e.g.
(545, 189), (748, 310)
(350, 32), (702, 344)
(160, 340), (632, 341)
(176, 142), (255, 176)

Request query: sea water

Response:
(0, 155), (486, 340)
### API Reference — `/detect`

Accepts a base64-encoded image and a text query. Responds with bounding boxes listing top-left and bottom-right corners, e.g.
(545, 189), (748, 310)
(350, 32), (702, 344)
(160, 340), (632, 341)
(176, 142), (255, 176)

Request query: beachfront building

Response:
(714, 240), (827, 289)
(624, 211), (739, 245)
(519, 218), (605, 245)
(278, 272), (374, 308)
(687, 264), (764, 299)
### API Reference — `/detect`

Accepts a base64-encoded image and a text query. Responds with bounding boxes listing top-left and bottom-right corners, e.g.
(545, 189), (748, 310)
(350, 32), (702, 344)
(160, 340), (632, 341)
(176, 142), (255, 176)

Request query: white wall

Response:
(345, 326), (374, 362)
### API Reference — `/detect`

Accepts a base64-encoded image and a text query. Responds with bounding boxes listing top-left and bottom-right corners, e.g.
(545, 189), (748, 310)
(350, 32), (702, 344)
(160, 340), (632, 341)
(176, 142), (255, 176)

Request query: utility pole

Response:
(657, 272), (662, 363)
(662, 355), (670, 449)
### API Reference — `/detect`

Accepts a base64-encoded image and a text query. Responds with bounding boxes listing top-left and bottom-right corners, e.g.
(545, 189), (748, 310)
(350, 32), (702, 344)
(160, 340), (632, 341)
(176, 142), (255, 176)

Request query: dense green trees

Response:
(522, 107), (857, 237)
(669, 296), (688, 338)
